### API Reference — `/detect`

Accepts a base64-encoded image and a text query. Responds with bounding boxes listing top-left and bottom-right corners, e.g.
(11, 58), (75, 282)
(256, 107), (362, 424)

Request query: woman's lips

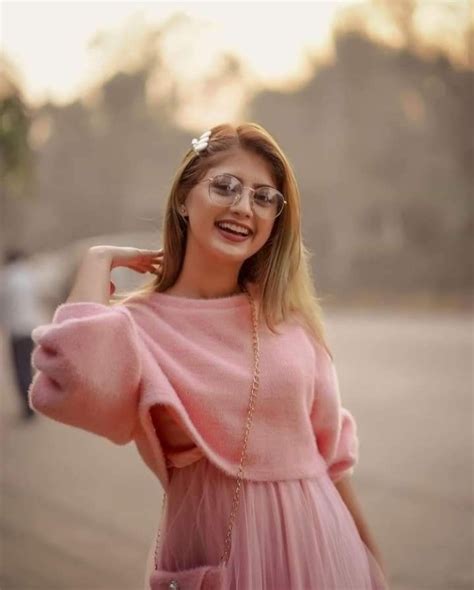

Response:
(215, 224), (251, 242)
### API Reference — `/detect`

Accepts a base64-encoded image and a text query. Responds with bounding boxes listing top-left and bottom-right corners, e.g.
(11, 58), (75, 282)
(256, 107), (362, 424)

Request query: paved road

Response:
(1, 307), (472, 590)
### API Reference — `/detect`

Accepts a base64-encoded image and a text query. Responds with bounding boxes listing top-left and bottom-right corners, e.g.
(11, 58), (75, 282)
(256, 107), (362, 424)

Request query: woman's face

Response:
(182, 148), (278, 264)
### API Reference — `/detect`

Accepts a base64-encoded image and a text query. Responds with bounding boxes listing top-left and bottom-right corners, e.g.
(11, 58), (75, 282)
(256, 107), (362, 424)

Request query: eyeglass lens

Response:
(209, 174), (284, 218)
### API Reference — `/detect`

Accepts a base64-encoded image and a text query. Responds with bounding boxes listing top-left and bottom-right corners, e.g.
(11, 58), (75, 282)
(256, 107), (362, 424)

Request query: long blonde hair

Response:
(113, 122), (333, 359)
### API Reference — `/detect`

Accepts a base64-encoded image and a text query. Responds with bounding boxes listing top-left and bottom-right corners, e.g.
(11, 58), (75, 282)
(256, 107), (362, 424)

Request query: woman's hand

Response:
(66, 246), (164, 303)
(88, 245), (164, 296)
(92, 245), (164, 273)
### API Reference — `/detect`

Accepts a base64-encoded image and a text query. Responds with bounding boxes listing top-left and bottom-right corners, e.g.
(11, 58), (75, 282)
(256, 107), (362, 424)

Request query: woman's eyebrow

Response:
(225, 172), (275, 189)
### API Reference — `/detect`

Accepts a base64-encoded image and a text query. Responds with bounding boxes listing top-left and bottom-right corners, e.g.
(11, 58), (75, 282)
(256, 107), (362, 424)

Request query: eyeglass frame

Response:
(197, 173), (287, 219)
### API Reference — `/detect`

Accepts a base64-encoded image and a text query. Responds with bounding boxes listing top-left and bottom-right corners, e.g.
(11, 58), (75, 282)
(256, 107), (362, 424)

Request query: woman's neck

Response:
(163, 282), (244, 300)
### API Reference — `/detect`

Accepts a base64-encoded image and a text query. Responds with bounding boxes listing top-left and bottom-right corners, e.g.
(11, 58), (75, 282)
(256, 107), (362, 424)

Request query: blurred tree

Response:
(375, 0), (417, 48)
(250, 26), (473, 295)
(0, 57), (35, 198)
(0, 56), (36, 261)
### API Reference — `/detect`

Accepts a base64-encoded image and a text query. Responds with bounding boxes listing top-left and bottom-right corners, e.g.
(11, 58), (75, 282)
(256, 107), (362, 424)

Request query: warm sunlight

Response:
(1, 0), (471, 131)
(1, 1), (344, 110)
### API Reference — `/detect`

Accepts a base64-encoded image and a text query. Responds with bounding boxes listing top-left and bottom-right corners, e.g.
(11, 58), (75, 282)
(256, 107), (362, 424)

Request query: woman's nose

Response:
(230, 188), (254, 214)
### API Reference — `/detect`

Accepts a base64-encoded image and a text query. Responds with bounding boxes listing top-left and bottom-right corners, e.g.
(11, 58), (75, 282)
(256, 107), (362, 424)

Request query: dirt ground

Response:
(1, 306), (472, 590)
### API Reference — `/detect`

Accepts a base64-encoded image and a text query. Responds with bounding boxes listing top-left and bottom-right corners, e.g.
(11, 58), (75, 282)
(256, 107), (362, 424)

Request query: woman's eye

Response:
(214, 176), (239, 192)
(255, 190), (274, 204)
(215, 182), (232, 191)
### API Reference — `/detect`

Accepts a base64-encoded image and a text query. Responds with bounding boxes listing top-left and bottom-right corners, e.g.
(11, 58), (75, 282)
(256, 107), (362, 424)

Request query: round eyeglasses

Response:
(198, 173), (287, 220)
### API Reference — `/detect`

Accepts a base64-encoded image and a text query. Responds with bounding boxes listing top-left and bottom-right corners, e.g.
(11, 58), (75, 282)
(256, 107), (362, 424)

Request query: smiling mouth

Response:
(215, 223), (252, 242)
(215, 222), (252, 237)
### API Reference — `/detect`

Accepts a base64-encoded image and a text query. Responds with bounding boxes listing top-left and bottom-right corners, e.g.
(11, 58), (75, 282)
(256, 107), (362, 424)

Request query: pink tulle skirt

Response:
(145, 456), (389, 589)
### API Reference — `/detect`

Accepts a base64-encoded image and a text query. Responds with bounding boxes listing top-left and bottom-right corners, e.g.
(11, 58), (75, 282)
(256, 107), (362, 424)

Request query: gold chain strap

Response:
(154, 285), (260, 569)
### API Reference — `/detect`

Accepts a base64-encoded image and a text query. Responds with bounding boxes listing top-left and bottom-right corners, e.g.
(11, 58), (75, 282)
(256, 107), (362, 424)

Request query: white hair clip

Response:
(191, 130), (212, 155)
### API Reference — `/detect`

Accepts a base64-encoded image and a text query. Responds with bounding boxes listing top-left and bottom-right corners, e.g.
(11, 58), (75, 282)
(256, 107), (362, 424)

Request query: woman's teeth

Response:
(216, 222), (250, 236)
(215, 222), (252, 242)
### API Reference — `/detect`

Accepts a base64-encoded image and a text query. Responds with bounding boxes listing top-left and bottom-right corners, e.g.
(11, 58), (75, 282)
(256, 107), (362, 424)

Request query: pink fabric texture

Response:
(29, 283), (388, 588)
(29, 282), (357, 490)
(145, 458), (388, 589)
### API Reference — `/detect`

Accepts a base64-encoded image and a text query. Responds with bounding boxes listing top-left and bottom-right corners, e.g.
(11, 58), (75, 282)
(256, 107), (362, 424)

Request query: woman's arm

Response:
(29, 302), (143, 443)
(334, 475), (390, 581)
(28, 245), (162, 443)
(310, 338), (390, 583)
(66, 245), (163, 304)
(66, 246), (114, 304)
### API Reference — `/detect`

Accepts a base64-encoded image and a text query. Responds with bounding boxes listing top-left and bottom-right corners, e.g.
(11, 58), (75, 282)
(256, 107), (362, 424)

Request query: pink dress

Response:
(28, 287), (389, 590)
(144, 406), (389, 589)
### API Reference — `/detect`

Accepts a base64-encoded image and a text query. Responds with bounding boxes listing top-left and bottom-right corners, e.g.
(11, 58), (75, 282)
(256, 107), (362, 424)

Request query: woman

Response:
(29, 122), (389, 589)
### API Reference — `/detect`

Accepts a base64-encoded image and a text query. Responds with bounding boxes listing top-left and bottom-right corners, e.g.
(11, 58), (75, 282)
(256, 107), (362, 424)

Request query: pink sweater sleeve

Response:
(310, 342), (359, 483)
(28, 302), (142, 444)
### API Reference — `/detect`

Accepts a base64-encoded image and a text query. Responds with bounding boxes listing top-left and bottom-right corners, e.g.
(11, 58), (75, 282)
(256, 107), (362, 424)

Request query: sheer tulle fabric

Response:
(146, 456), (388, 590)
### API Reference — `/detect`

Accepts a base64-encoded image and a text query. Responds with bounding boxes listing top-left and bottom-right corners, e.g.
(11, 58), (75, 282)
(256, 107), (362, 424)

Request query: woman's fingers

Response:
(111, 248), (164, 274)
(136, 260), (163, 274)
(140, 251), (163, 262)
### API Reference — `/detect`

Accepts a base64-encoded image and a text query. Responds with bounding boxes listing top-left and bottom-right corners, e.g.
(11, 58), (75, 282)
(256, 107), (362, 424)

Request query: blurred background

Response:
(0, 1), (472, 589)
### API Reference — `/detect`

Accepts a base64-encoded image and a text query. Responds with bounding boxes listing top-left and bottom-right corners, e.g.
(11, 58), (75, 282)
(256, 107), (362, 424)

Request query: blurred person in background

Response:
(0, 248), (47, 421)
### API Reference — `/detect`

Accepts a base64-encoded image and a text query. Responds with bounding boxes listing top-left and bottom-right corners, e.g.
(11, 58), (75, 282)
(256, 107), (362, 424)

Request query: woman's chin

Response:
(210, 229), (253, 257)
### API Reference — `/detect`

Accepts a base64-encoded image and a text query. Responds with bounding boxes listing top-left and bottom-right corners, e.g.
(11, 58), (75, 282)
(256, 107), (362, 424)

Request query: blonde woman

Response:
(29, 123), (389, 589)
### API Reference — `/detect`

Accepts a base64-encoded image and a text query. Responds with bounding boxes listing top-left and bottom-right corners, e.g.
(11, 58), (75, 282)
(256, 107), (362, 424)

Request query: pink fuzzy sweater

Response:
(29, 284), (359, 491)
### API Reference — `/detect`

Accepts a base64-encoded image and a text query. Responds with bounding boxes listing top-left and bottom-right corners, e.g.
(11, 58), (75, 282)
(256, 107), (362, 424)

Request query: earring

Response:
(179, 205), (188, 222)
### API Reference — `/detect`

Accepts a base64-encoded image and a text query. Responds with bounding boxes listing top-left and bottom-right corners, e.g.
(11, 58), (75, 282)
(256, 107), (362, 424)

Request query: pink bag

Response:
(149, 562), (228, 589)
(149, 287), (260, 590)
